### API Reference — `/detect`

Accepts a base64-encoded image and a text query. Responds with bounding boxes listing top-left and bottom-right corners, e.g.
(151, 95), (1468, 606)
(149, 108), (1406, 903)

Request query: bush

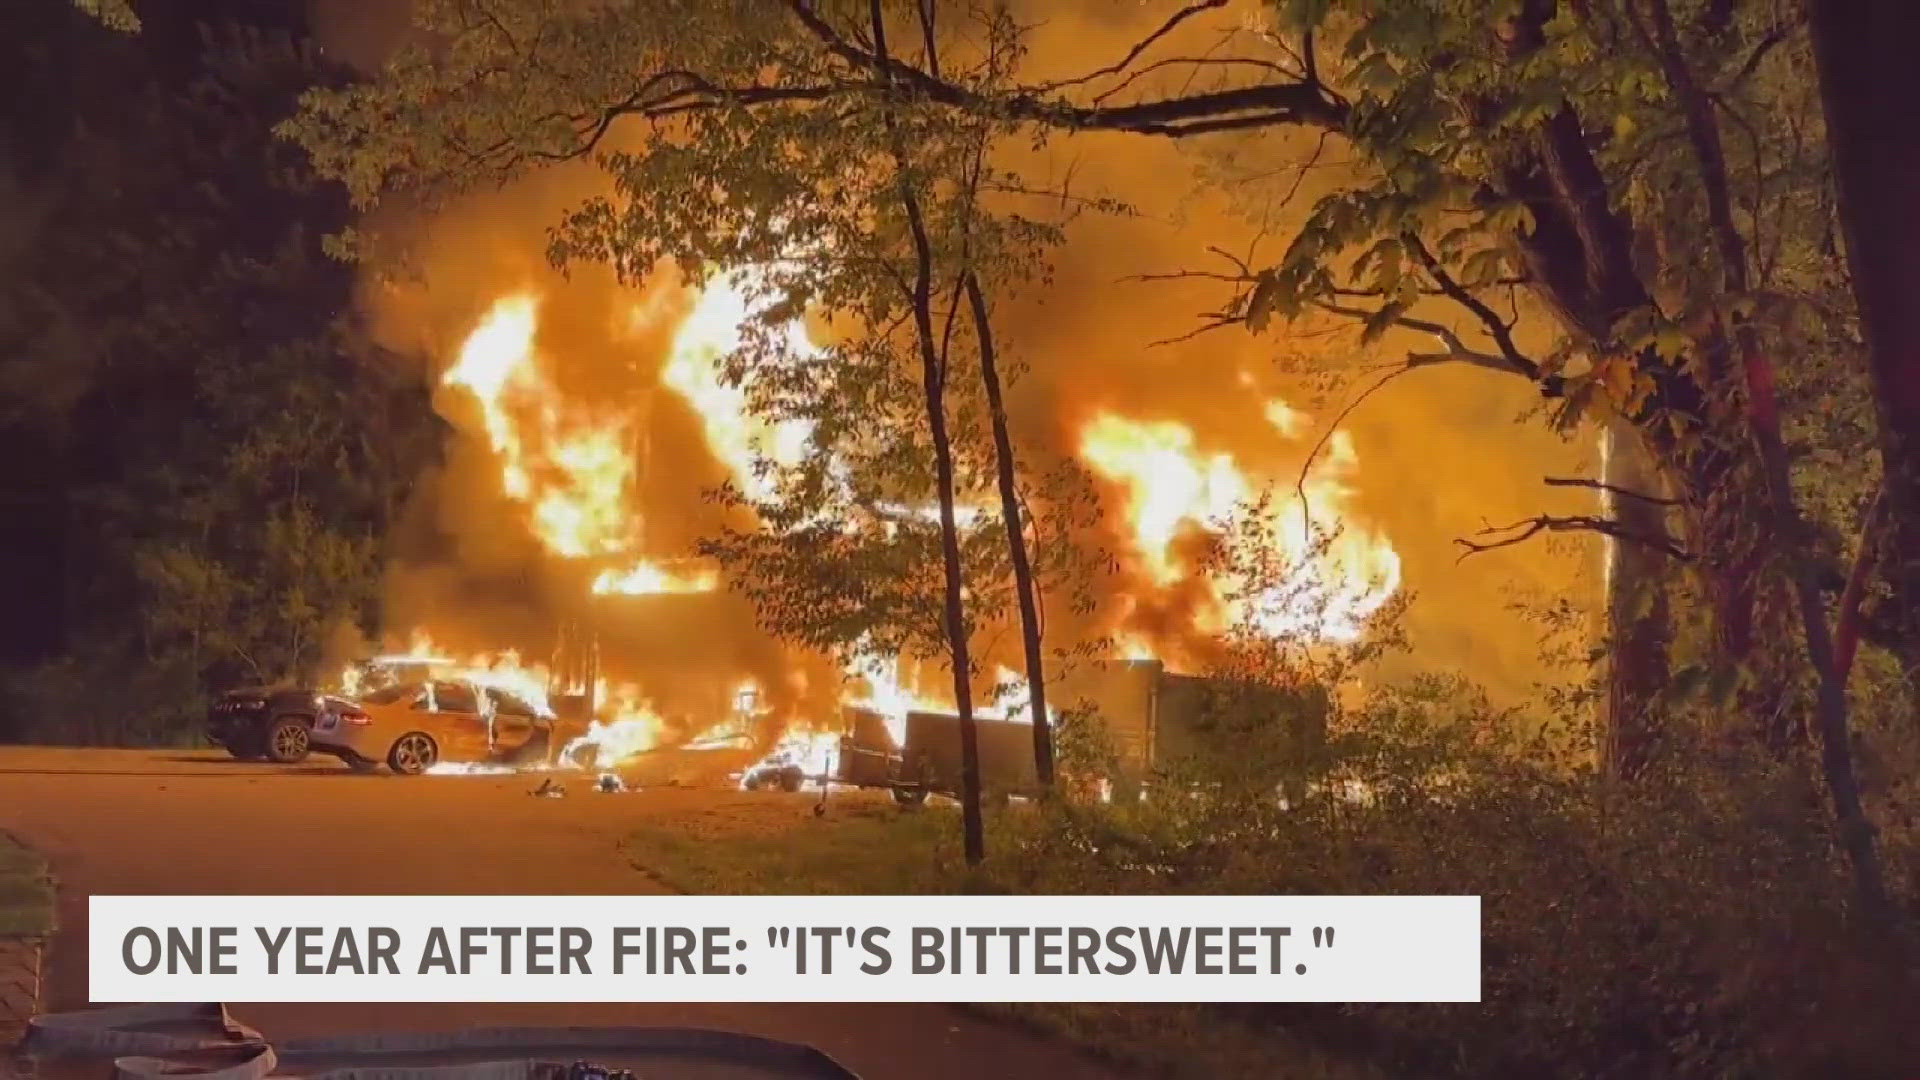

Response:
(1000, 677), (1919, 1079)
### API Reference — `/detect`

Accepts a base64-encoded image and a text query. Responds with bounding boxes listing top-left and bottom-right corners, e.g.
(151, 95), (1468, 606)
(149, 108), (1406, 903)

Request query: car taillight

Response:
(341, 710), (372, 725)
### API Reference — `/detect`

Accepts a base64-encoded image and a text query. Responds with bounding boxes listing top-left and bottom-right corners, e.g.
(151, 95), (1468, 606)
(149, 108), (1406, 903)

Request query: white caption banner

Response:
(90, 894), (1480, 1003)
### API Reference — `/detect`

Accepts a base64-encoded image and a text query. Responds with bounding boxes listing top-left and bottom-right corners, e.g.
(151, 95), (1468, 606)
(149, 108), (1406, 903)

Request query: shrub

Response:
(1001, 678), (1918, 1079)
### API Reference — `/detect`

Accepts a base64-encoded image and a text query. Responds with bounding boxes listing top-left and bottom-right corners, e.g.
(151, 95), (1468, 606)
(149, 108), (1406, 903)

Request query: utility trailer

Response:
(814, 708), (1043, 806)
(802, 659), (1329, 806)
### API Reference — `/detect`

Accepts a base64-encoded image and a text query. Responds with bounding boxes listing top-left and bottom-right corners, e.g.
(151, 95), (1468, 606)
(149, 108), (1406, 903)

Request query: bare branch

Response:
(1038, 1), (1232, 93)
(782, 0), (1346, 136)
(1833, 487), (1888, 681)
(1455, 515), (1692, 562)
(1542, 476), (1686, 505)
(1722, 20), (1799, 93)
(1314, 300), (1536, 378)
(1401, 232), (1537, 374)
(1090, 56), (1304, 107)
(1147, 315), (1241, 348)
(1292, 364), (1414, 538)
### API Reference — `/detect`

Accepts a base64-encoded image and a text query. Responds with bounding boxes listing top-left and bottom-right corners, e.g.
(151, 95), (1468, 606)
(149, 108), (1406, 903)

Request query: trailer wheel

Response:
(892, 785), (927, 808)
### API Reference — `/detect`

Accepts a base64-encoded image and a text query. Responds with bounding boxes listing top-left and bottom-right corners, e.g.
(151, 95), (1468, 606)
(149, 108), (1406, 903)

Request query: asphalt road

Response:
(0, 747), (1123, 1079)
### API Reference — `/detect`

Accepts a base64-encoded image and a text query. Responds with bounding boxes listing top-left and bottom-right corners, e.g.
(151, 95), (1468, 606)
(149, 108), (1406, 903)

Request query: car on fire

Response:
(309, 679), (560, 775)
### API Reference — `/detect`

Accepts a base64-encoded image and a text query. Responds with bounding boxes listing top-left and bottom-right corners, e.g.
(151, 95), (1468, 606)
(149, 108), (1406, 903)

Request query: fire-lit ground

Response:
(0, 746), (1120, 1079)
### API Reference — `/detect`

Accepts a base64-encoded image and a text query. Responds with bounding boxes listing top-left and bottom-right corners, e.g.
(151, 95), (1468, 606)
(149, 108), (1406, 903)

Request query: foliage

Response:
(635, 681), (1918, 1079)
(0, 831), (55, 938)
(1217, 0), (1885, 703)
(0, 24), (439, 743)
(70, 0), (138, 33)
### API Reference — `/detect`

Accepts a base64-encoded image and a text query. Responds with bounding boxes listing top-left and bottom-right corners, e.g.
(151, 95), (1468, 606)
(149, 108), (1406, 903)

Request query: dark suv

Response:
(206, 686), (342, 763)
(208, 658), (439, 764)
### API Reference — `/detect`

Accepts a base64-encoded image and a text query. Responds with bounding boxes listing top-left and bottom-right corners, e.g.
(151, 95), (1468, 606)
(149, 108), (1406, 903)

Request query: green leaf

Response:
(1460, 248), (1507, 286)
(72, 0), (140, 32)
(1650, 327), (1692, 362)
(1352, 54), (1400, 94)
(1362, 300), (1411, 345)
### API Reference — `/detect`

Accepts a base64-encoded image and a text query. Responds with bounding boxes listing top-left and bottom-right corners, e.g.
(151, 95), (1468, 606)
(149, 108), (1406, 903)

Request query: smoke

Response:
(311, 0), (1600, 721)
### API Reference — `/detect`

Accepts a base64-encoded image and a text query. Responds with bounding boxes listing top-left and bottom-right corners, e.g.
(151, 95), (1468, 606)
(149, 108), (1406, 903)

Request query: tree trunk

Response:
(962, 271), (1054, 791)
(872, 0), (984, 863)
(1809, 0), (1920, 734)
(1599, 418), (1672, 777)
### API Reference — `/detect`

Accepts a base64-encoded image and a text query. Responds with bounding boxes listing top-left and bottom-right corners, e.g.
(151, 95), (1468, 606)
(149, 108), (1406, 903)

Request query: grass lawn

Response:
(626, 793), (1389, 1080)
(0, 831), (55, 938)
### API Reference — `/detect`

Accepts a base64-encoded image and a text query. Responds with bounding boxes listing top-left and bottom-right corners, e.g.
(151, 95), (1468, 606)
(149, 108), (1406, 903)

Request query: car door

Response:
(484, 688), (548, 761)
(421, 680), (490, 762)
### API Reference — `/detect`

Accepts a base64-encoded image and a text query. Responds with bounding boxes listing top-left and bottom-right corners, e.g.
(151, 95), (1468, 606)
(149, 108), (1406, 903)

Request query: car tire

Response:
(262, 718), (310, 764)
(779, 769), (804, 793)
(387, 731), (439, 775)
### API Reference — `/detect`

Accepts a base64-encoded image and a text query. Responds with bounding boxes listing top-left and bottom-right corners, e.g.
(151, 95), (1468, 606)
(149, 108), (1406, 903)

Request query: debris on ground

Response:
(531, 778), (566, 798)
(595, 774), (626, 793)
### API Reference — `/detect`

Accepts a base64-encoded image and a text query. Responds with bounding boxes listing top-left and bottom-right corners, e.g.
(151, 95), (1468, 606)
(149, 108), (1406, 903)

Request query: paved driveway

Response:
(0, 748), (1122, 1078)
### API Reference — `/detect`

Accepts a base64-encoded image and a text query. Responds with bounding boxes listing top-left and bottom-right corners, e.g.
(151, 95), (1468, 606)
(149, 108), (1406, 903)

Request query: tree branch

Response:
(1543, 475), (1686, 505)
(1037, 0), (1232, 92)
(1402, 231), (1537, 375)
(1315, 300), (1539, 378)
(782, 0), (1346, 136)
(1455, 514), (1693, 562)
(1833, 487), (1888, 682)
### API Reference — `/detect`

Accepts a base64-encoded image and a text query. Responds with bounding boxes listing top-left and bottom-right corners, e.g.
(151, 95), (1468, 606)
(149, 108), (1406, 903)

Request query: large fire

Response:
(370, 263), (1400, 778)
(1078, 413), (1401, 644)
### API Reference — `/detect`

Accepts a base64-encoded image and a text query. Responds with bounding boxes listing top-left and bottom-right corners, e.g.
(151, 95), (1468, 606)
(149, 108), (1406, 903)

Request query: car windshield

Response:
(360, 683), (419, 706)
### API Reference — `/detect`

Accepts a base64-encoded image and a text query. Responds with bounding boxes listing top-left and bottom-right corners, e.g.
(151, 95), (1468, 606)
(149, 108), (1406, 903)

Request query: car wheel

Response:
(387, 732), (439, 775)
(263, 718), (311, 764)
(779, 769), (804, 793)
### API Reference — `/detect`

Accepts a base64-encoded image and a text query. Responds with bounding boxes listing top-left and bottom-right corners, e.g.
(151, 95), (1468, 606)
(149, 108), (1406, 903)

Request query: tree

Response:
(1807, 0), (1920, 731)
(1, 20), (438, 742)
(282, 0), (1894, 902)
(289, 0), (1105, 852)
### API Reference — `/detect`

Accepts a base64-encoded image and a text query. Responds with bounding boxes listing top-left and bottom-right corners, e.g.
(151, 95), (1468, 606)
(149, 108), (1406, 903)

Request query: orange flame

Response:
(395, 265), (1401, 781)
(1077, 409), (1401, 645)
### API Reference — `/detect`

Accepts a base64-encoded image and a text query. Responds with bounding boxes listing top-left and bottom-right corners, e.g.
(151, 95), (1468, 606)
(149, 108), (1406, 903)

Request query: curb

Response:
(18, 1002), (863, 1079)
(0, 936), (44, 1066)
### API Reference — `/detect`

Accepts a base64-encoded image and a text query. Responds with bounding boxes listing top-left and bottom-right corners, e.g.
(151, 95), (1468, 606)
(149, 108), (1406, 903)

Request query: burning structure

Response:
(329, 140), (1406, 780)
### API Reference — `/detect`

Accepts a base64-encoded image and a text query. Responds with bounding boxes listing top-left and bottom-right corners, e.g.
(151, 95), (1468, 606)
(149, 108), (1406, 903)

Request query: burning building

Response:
(319, 111), (1422, 780)
(341, 255), (1400, 775)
